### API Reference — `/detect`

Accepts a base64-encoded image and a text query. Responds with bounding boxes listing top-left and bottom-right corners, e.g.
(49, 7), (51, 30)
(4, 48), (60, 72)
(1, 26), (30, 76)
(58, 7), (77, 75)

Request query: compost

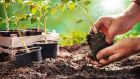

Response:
(0, 44), (139, 79)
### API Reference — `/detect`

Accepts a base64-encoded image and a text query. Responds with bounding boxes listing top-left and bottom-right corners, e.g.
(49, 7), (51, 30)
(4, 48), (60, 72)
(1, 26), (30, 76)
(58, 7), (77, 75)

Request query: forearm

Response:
(122, 2), (140, 27)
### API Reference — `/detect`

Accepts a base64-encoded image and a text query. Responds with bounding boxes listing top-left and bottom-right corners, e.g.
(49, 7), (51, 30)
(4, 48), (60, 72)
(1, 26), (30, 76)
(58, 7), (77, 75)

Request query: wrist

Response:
(123, 3), (140, 26)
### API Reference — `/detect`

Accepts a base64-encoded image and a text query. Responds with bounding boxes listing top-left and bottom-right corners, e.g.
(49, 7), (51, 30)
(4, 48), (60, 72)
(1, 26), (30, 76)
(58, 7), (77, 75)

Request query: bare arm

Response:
(90, 1), (140, 67)
(123, 1), (140, 26)
(93, 1), (140, 44)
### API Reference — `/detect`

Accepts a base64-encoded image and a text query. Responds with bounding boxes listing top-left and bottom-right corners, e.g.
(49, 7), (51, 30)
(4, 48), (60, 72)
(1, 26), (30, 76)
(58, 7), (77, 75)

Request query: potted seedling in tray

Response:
(30, 0), (60, 59)
(11, 11), (43, 66)
(0, 1), (44, 48)
(15, 46), (42, 66)
(0, 0), (22, 37)
(75, 0), (113, 60)
(0, 0), (44, 66)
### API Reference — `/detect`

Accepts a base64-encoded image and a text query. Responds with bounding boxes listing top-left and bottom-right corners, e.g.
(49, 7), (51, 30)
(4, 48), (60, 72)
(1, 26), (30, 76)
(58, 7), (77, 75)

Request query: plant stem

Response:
(43, 13), (47, 34)
(16, 19), (30, 53)
(37, 17), (40, 32)
(76, 1), (97, 34)
(42, 12), (48, 43)
(3, 3), (10, 31)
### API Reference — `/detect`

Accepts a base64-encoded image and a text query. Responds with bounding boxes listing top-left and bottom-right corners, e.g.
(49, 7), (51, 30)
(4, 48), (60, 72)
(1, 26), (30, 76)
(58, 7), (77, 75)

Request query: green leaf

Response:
(59, 4), (65, 12)
(19, 18), (26, 21)
(14, 11), (26, 19)
(0, 17), (3, 21)
(75, 20), (83, 23)
(30, 4), (37, 14)
(61, 0), (69, 4)
(20, 23), (28, 30)
(83, 0), (90, 5)
(5, 0), (11, 3)
(72, 0), (76, 2)
(0, 0), (4, 3)
(15, 0), (22, 3)
(42, 5), (48, 12)
(23, 0), (33, 5)
(68, 2), (76, 11)
(31, 17), (37, 24)
(51, 8), (57, 15)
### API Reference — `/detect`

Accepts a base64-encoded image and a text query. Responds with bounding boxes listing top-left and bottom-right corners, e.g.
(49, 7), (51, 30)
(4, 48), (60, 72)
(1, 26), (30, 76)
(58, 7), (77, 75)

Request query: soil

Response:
(87, 32), (112, 60)
(25, 29), (43, 36)
(0, 30), (24, 37)
(0, 45), (139, 79)
(0, 29), (43, 37)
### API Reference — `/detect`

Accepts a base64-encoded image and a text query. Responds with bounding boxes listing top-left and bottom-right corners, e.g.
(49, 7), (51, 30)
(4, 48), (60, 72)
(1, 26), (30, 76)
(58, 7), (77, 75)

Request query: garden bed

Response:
(0, 44), (139, 79)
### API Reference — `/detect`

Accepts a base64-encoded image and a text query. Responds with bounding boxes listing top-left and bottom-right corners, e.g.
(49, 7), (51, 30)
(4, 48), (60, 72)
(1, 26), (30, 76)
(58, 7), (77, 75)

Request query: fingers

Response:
(94, 16), (112, 31)
(96, 46), (114, 60)
(97, 53), (122, 67)
(91, 60), (101, 65)
(105, 34), (114, 44)
(94, 16), (108, 31)
(94, 18), (104, 31)
(105, 28), (117, 44)
(91, 46), (115, 67)
(93, 16), (115, 44)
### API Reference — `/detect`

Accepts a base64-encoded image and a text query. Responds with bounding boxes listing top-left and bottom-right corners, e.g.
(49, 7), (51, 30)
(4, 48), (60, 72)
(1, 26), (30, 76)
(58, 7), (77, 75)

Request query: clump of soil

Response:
(87, 31), (112, 60)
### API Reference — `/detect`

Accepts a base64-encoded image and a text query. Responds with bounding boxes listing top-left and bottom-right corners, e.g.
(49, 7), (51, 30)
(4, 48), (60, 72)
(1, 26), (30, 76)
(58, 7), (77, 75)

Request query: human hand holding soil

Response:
(91, 38), (140, 67)
(89, 2), (140, 67)
(92, 2), (140, 44)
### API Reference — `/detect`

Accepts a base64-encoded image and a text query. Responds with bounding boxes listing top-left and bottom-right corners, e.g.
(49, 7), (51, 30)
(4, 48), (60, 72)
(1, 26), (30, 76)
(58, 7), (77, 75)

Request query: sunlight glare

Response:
(101, 0), (124, 11)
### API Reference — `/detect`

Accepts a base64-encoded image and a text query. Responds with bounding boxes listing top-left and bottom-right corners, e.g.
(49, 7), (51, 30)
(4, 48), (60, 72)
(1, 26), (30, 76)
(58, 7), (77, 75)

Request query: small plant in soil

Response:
(75, 0), (112, 60)
(86, 31), (112, 60)
(25, 0), (69, 59)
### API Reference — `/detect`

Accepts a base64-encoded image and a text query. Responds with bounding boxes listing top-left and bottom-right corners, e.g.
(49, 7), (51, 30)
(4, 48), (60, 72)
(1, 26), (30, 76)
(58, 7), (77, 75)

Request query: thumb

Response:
(96, 46), (114, 60)
(105, 29), (116, 44)
(94, 16), (107, 31)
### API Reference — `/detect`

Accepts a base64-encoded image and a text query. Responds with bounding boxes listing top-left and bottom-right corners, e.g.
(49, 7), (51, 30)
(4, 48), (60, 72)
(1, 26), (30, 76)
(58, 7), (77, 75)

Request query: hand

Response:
(91, 38), (140, 67)
(93, 14), (135, 44)
(91, 3), (140, 44)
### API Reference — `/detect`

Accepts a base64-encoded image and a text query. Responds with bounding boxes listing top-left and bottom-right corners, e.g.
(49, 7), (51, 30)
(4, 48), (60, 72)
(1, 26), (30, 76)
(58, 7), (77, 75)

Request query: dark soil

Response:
(87, 32), (112, 60)
(0, 45), (139, 79)
(0, 30), (25, 37)
(25, 29), (43, 36)
(0, 29), (43, 37)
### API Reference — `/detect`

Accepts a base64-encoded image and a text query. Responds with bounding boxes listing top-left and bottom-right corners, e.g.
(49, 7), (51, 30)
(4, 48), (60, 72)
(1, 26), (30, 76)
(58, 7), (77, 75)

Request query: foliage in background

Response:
(60, 31), (87, 46)
(59, 30), (140, 46)
(0, 0), (140, 46)
(115, 30), (140, 42)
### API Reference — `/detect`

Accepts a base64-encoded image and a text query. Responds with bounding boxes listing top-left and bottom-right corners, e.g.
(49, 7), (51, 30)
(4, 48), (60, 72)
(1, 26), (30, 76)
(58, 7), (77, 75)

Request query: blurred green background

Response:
(49, 0), (140, 33)
(0, 0), (140, 46)
(0, 0), (140, 33)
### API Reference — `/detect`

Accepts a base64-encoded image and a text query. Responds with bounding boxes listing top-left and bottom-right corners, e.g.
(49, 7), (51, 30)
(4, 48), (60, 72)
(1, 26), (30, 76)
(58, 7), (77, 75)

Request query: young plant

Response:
(0, 0), (14, 31)
(27, 0), (62, 43)
(75, 0), (97, 33)
(12, 11), (30, 53)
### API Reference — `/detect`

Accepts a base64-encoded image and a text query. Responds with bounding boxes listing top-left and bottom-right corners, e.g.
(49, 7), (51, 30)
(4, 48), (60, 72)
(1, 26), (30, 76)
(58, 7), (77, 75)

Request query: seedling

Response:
(75, 0), (112, 60)
(0, 0), (14, 31)
(75, 0), (97, 34)
(12, 11), (30, 53)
